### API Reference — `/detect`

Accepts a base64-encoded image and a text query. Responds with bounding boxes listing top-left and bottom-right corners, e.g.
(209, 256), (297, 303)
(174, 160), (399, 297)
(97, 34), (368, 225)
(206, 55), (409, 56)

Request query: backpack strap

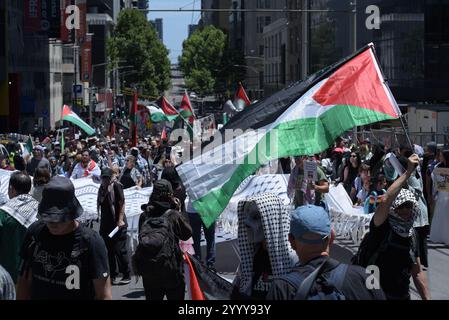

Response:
(294, 257), (330, 300)
(280, 270), (307, 290)
(325, 263), (348, 291)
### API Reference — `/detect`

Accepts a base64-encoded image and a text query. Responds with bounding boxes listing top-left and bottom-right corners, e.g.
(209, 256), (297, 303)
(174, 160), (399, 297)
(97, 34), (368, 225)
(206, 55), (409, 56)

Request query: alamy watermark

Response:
(65, 5), (80, 31)
(365, 5), (381, 30)
(65, 265), (80, 290)
(365, 265), (381, 290)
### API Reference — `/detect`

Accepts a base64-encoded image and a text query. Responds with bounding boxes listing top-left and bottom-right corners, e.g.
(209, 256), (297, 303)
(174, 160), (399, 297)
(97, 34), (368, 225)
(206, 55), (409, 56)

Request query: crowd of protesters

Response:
(0, 128), (448, 300)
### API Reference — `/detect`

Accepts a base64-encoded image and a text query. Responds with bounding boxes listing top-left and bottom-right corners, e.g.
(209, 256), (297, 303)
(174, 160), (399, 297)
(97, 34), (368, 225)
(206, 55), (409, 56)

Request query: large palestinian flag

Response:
(61, 105), (96, 136)
(177, 44), (401, 227)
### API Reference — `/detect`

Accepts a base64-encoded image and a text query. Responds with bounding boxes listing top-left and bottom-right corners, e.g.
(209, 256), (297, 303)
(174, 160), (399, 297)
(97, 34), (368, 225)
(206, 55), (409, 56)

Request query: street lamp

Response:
(89, 61), (131, 126)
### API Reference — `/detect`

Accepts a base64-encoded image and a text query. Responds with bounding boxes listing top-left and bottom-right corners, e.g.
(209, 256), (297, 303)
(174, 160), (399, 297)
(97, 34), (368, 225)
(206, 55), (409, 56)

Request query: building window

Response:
(259, 45), (264, 56)
(257, 16), (272, 33)
(265, 16), (271, 27)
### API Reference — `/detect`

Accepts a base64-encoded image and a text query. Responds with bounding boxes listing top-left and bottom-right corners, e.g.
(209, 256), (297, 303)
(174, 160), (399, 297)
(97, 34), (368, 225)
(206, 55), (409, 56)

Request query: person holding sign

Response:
(289, 156), (329, 208)
(429, 150), (449, 245)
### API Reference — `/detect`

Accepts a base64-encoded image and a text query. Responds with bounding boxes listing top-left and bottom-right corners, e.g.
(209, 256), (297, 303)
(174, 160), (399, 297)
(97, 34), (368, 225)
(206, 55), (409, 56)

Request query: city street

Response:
(1, 0), (449, 303)
(110, 238), (449, 300)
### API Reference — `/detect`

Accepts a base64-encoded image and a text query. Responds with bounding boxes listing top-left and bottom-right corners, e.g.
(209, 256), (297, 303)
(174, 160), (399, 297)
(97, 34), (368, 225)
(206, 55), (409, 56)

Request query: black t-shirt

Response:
(120, 168), (135, 189)
(251, 247), (273, 300)
(267, 256), (385, 300)
(99, 181), (127, 236)
(20, 221), (109, 300)
(367, 219), (418, 300)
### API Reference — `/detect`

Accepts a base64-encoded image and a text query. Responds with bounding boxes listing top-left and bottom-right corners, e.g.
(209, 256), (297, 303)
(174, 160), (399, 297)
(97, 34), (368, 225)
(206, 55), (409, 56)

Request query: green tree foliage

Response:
(179, 26), (244, 98)
(310, 22), (337, 74)
(107, 9), (170, 96)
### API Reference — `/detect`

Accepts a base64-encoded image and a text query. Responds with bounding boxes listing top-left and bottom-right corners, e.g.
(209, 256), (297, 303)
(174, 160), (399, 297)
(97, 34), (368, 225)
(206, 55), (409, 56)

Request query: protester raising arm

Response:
(411, 257), (431, 300)
(373, 154), (420, 227)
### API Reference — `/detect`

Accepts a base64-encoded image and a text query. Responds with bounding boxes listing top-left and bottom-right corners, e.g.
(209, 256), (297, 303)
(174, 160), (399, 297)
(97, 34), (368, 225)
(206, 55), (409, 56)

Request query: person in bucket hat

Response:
(16, 176), (112, 300)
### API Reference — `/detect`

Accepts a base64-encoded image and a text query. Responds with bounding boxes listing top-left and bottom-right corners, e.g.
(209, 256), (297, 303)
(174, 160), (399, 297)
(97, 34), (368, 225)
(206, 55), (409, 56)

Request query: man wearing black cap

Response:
(98, 168), (131, 285)
(16, 176), (111, 300)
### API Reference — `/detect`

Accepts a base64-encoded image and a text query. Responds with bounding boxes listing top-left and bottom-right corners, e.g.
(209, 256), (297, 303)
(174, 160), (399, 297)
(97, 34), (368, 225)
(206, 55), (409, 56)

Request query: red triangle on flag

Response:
(160, 96), (179, 116)
(312, 48), (398, 118)
(235, 83), (251, 107)
(180, 92), (195, 123)
(161, 126), (167, 141)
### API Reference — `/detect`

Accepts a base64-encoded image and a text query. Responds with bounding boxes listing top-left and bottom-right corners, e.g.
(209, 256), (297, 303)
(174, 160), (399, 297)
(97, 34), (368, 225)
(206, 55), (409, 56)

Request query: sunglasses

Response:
(351, 155), (357, 158)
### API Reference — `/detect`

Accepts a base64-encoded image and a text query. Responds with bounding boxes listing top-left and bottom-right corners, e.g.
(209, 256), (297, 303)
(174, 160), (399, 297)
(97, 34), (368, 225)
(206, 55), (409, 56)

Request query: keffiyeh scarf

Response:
(237, 193), (296, 295)
(0, 194), (38, 228)
(389, 188), (418, 238)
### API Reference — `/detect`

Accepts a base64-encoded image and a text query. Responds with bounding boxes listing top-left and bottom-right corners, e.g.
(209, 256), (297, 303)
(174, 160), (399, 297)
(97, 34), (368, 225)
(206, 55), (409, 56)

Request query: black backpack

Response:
(282, 258), (348, 300)
(352, 228), (414, 268)
(132, 210), (182, 286)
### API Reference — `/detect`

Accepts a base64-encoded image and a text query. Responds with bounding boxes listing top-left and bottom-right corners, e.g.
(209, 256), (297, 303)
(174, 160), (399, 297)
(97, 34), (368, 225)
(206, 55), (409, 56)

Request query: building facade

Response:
(188, 24), (199, 37)
(150, 18), (163, 42)
(263, 18), (288, 96)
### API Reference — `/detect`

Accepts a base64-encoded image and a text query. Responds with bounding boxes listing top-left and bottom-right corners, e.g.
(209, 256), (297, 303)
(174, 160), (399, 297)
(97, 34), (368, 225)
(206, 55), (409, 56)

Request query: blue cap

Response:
(290, 205), (331, 244)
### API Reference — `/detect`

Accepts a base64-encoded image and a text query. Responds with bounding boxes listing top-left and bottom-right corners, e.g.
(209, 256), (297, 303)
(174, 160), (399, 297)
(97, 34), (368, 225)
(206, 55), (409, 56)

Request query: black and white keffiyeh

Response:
(0, 194), (38, 228)
(389, 188), (419, 238)
(236, 193), (296, 295)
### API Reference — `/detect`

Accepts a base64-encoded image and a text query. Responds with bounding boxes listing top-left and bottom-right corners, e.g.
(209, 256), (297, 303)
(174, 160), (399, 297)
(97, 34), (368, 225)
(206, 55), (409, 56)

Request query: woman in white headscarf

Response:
(429, 150), (449, 245)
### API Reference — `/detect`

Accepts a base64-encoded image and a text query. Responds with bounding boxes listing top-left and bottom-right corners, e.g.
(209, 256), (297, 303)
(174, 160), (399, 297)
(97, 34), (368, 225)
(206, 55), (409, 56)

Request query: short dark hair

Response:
(9, 171), (32, 195)
(34, 167), (51, 186)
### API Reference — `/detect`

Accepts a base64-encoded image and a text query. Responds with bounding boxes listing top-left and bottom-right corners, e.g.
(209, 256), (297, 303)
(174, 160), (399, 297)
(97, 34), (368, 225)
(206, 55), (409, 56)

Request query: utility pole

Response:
(352, 0), (358, 143)
(301, 0), (309, 80)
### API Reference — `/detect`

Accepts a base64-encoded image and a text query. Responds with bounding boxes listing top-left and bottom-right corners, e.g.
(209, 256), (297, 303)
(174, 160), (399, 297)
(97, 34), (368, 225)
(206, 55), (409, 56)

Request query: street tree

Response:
(180, 26), (240, 97)
(107, 9), (170, 96)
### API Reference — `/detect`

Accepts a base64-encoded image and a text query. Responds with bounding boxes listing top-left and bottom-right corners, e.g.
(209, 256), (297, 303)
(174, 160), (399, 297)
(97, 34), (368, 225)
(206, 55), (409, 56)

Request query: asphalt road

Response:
(111, 237), (449, 300)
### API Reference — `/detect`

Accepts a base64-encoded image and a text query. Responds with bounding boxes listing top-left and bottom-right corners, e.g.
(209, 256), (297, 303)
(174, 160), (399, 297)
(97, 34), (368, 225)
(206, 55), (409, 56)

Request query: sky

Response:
(148, 0), (202, 64)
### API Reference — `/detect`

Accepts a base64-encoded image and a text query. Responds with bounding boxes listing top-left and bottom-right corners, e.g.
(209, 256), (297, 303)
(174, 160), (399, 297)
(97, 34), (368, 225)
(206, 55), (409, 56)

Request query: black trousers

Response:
(142, 277), (185, 300)
(415, 225), (429, 268)
(102, 228), (130, 278)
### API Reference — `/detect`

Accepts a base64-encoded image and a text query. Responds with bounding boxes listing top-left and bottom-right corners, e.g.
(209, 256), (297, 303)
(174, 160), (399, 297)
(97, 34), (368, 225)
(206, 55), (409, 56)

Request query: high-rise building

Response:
(150, 18), (163, 42)
(188, 24), (199, 37)
(125, 0), (149, 11)
(229, 0), (285, 100)
(0, 1), (7, 130)
(305, 0), (449, 105)
(3, 0), (55, 132)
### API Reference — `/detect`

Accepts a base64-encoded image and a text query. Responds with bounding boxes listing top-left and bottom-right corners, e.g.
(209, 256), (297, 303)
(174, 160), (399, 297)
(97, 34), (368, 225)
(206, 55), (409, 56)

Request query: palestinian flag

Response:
(157, 96), (179, 121)
(23, 135), (34, 156)
(184, 253), (233, 300)
(179, 91), (196, 123)
(146, 104), (173, 122)
(233, 83), (251, 111)
(177, 44), (402, 227)
(61, 105), (95, 136)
